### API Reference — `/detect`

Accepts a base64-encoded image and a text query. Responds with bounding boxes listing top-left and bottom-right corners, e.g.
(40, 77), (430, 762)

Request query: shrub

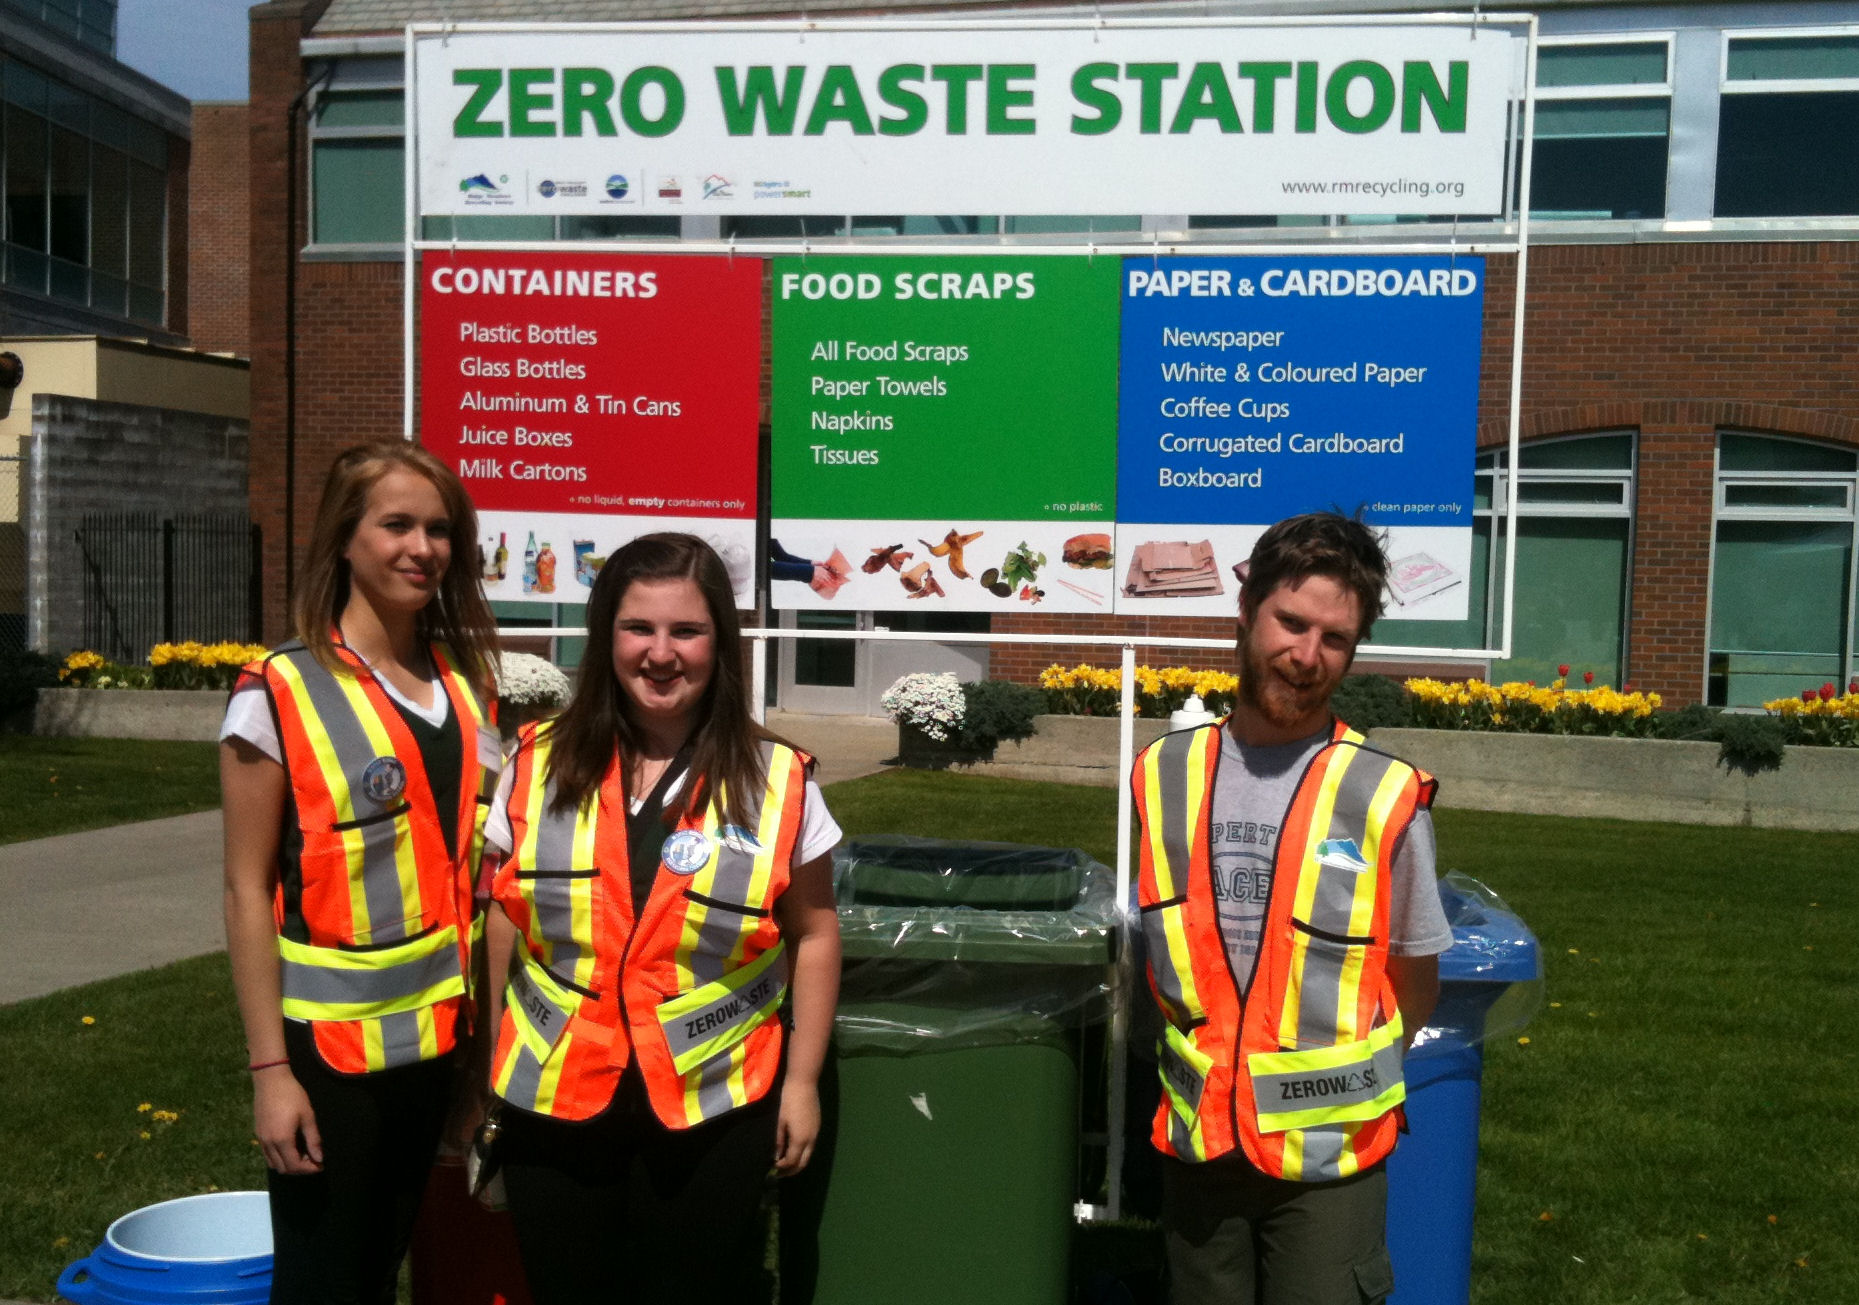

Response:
(955, 679), (1045, 752)
(0, 646), (59, 726)
(1331, 674), (1412, 730)
(1711, 713), (1788, 776)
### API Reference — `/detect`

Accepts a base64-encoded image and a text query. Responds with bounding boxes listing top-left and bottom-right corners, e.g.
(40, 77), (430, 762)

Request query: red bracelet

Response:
(248, 1058), (290, 1073)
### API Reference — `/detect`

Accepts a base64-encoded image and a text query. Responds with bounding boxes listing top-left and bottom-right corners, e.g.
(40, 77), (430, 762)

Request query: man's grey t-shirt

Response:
(1211, 724), (1453, 994)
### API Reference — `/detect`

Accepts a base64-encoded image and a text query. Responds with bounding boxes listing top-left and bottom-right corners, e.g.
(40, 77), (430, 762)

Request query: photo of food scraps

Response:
(765, 522), (1116, 613)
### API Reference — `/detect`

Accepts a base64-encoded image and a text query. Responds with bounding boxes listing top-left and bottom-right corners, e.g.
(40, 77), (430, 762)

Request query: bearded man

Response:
(1130, 512), (1452, 1305)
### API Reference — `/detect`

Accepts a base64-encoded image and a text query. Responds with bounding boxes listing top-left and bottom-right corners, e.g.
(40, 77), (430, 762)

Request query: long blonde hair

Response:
(291, 442), (499, 695)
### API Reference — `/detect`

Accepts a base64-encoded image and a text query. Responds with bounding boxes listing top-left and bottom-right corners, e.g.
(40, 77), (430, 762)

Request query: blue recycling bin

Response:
(1386, 874), (1542, 1305)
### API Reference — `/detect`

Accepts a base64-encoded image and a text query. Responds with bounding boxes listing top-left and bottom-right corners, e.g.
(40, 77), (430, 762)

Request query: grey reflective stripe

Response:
(526, 776), (591, 977)
(1251, 1038), (1402, 1119)
(278, 935), (462, 1009)
(497, 1039), (550, 1111)
(1296, 1126), (1350, 1181)
(683, 740), (784, 987)
(1293, 745), (1399, 1053)
(1145, 729), (1204, 1022)
(276, 648), (418, 945)
(377, 1010), (426, 1068)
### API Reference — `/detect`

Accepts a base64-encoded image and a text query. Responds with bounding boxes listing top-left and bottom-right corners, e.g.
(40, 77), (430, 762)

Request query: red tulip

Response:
(1623, 682), (1635, 693)
(1850, 676), (1858, 695)
(1803, 689), (1816, 702)
(1583, 671), (1594, 685)
(1820, 683), (1836, 701)
(1558, 664), (1570, 677)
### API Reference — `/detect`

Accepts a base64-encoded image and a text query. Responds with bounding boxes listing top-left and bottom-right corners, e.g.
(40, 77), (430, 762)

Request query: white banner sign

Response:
(413, 21), (1517, 218)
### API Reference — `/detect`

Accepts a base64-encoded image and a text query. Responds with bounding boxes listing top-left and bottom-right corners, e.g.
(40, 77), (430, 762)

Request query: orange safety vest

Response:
(250, 638), (495, 1074)
(490, 726), (809, 1128)
(1133, 718), (1435, 1181)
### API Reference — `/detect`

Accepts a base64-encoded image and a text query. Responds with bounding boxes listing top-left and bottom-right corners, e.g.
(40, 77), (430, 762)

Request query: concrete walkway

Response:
(0, 714), (900, 1008)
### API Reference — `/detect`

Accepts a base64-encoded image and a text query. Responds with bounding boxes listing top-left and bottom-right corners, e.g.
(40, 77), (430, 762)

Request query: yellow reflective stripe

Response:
(1278, 746), (1355, 1050)
(416, 1005), (438, 1061)
(568, 798), (600, 993)
(328, 671), (423, 933)
(272, 658), (374, 934)
(362, 1019), (385, 1072)
(533, 1026), (570, 1114)
(433, 644), (487, 731)
(1282, 1128), (1306, 1181)
(1144, 732), (1210, 1025)
(1354, 763), (1411, 935)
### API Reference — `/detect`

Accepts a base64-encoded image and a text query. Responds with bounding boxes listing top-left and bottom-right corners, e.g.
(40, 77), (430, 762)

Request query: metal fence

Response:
(75, 512), (261, 662)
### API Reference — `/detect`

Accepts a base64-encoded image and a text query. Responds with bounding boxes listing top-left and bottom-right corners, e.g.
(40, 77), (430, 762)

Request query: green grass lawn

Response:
(3, 769), (1853, 1302)
(0, 737), (222, 845)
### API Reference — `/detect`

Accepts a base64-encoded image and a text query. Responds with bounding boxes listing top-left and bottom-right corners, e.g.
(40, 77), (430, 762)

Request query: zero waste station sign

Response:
(409, 20), (1518, 620)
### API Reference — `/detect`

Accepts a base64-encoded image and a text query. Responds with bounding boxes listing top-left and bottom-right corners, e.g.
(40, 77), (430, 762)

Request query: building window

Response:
(1708, 433), (1858, 707)
(0, 51), (165, 324)
(1374, 433), (1635, 686)
(1718, 33), (1859, 217)
(1526, 39), (1671, 220)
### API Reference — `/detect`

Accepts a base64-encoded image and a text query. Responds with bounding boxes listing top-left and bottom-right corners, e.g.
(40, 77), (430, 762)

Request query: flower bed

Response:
(60, 643), (269, 692)
(1039, 663), (1237, 719)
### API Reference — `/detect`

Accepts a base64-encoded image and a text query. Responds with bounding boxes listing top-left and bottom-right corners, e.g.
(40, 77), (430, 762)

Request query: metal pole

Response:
(1106, 641), (1137, 1219)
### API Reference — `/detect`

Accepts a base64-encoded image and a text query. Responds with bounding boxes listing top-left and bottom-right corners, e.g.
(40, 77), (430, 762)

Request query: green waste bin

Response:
(782, 837), (1118, 1305)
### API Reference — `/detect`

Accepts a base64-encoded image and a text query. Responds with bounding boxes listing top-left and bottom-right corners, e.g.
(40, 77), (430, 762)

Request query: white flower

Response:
(881, 672), (965, 742)
(494, 652), (572, 708)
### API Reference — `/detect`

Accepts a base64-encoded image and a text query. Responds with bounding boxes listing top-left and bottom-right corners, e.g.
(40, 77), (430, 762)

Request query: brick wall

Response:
(189, 103), (250, 355)
(248, 0), (333, 642)
(245, 36), (1859, 703)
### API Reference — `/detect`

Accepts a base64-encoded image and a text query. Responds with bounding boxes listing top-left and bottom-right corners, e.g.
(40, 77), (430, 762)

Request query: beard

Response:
(1236, 627), (1336, 733)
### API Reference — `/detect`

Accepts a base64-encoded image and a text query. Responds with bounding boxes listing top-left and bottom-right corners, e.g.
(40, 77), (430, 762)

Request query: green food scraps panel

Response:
(770, 256), (1121, 521)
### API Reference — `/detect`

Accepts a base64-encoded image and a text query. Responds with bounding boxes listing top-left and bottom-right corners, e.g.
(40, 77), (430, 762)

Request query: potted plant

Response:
(881, 672), (975, 769)
(494, 651), (572, 740)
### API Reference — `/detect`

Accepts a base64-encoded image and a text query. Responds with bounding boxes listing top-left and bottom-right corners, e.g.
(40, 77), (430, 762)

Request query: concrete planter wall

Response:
(966, 715), (1859, 832)
(33, 688), (227, 742)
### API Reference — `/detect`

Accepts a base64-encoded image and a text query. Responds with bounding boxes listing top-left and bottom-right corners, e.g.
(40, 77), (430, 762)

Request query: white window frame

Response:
(1720, 26), (1859, 94)
(1705, 431), (1859, 704)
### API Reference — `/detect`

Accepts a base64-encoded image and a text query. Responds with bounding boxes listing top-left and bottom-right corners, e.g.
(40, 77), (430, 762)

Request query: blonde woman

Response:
(220, 442), (499, 1304)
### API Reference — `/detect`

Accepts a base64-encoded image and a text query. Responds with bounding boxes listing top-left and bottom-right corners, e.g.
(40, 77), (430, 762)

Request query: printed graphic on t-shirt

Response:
(1211, 817), (1277, 992)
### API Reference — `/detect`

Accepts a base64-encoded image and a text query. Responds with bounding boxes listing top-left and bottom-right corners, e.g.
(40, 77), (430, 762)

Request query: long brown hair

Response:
(291, 441), (499, 695)
(544, 532), (774, 826)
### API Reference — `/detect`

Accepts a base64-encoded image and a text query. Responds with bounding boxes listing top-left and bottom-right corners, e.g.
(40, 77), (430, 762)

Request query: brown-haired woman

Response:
(480, 531), (841, 1301)
(219, 441), (500, 1304)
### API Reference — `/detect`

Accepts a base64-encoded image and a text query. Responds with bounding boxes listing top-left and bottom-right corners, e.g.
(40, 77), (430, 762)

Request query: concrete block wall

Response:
(26, 395), (250, 655)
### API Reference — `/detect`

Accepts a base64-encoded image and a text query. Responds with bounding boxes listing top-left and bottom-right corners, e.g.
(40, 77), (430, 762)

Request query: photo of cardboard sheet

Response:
(1123, 539), (1223, 598)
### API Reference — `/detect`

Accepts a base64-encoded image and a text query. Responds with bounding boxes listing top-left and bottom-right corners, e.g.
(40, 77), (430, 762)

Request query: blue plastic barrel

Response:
(1385, 875), (1542, 1305)
(57, 1191), (271, 1305)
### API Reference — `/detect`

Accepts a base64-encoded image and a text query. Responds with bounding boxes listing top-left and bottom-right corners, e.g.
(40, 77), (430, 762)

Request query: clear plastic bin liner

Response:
(831, 836), (1119, 1054)
(1411, 871), (1544, 1055)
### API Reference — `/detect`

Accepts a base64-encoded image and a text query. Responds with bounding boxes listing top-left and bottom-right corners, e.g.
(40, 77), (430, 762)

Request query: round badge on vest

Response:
(360, 755), (408, 805)
(662, 829), (714, 876)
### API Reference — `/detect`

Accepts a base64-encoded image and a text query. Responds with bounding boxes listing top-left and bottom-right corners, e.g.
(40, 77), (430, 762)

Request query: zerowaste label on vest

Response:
(768, 255), (1122, 614)
(1112, 255), (1483, 619)
(419, 249), (762, 606)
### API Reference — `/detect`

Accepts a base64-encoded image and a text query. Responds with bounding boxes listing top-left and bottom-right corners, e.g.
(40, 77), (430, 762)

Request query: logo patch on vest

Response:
(662, 828), (714, 876)
(360, 756), (408, 804)
(1315, 837), (1367, 869)
(717, 824), (764, 854)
